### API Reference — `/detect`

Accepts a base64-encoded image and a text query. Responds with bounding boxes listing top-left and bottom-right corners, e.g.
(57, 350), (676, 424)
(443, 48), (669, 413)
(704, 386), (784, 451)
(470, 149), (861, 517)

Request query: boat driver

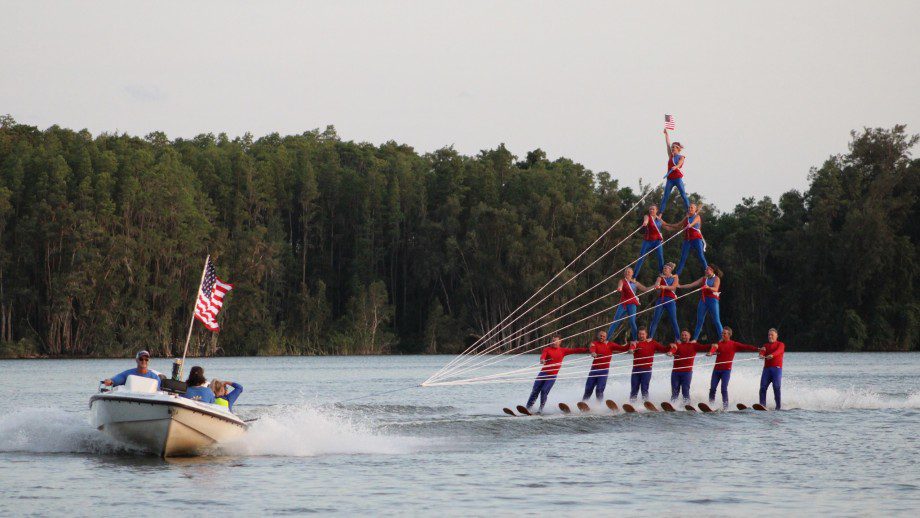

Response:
(102, 350), (161, 387)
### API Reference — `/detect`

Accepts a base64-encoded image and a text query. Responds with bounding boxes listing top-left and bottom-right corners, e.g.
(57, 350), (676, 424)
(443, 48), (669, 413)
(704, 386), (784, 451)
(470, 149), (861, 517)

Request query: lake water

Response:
(1, 353), (919, 515)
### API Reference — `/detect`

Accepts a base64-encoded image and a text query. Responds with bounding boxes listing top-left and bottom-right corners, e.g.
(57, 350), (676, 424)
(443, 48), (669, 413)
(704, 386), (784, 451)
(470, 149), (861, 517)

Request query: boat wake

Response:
(220, 402), (427, 457)
(0, 403), (426, 457)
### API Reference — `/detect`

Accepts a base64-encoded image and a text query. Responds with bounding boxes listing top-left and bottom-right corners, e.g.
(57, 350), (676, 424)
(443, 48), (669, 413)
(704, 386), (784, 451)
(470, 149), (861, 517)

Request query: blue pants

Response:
(675, 238), (707, 275)
(583, 369), (609, 401)
(659, 177), (690, 214)
(608, 304), (638, 341)
(671, 371), (692, 402)
(527, 375), (557, 410)
(759, 367), (782, 409)
(649, 298), (680, 342)
(630, 370), (652, 400)
(693, 298), (723, 341)
(709, 369), (732, 407)
(633, 239), (664, 277)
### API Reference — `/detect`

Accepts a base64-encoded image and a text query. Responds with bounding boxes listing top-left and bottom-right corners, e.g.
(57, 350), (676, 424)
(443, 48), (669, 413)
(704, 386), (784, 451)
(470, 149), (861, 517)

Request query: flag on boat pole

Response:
(194, 258), (233, 332)
(179, 255), (233, 378)
(664, 114), (676, 130)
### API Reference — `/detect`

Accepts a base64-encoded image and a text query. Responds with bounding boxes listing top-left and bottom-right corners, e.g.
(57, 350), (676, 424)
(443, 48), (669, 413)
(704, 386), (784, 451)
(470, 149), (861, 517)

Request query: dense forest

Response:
(0, 115), (917, 357)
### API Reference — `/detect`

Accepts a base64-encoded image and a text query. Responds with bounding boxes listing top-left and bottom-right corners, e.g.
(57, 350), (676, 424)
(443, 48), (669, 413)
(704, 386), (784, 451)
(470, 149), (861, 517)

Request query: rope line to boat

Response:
(430, 221), (698, 384)
(428, 181), (663, 382)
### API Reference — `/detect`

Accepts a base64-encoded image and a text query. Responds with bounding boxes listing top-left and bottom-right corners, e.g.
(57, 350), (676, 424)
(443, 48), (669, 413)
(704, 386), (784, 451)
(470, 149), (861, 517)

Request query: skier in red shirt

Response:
(582, 331), (631, 401)
(525, 335), (589, 413)
(707, 327), (760, 409)
(759, 328), (786, 409)
(667, 329), (710, 404)
(628, 327), (672, 401)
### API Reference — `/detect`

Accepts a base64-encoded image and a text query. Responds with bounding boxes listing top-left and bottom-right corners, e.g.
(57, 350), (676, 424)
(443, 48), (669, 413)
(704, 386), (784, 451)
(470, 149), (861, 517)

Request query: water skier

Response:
(664, 203), (708, 276)
(647, 262), (681, 344)
(633, 205), (666, 277)
(607, 268), (649, 342)
(680, 265), (724, 342)
(525, 335), (589, 413)
(582, 331), (631, 402)
(629, 327), (672, 401)
(659, 129), (690, 214)
(706, 327), (760, 409)
(759, 328), (785, 409)
(667, 329), (710, 404)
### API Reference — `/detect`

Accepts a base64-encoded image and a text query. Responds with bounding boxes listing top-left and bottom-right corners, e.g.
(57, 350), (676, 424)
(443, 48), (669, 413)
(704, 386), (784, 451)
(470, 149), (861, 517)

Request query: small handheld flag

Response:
(664, 114), (676, 130)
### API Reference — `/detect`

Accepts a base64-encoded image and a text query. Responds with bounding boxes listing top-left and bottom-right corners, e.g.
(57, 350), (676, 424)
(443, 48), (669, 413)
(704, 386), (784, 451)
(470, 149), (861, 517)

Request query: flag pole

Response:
(179, 254), (210, 379)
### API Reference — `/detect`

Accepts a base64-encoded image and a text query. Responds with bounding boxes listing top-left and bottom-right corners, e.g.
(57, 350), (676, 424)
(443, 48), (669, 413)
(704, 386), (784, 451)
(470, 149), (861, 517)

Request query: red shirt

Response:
(667, 155), (684, 180)
(631, 340), (670, 372)
(619, 280), (640, 306)
(644, 216), (664, 241)
(540, 346), (589, 376)
(762, 341), (785, 368)
(589, 341), (631, 370)
(671, 342), (711, 372)
(685, 215), (703, 241)
(658, 276), (677, 300)
(712, 339), (759, 370)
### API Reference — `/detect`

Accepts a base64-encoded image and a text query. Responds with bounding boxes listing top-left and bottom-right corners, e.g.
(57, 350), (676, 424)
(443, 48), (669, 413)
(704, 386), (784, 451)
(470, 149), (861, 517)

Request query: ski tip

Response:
(684, 405), (697, 412)
(558, 403), (571, 414)
(576, 402), (591, 412)
(697, 402), (714, 413)
(502, 407), (516, 416)
(605, 399), (619, 412)
(660, 402), (676, 412)
(736, 403), (748, 411)
(516, 405), (532, 416)
(622, 403), (637, 413)
(643, 401), (659, 412)
(752, 403), (768, 411)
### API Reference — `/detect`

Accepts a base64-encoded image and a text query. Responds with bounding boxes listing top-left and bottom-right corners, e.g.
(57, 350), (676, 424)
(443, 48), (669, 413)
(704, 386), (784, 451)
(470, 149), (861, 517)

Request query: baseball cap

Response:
(135, 350), (151, 359)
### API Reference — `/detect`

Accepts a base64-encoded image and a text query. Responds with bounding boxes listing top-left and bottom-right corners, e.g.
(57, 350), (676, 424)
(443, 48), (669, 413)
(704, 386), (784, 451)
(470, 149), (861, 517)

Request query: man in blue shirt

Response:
(103, 350), (161, 388)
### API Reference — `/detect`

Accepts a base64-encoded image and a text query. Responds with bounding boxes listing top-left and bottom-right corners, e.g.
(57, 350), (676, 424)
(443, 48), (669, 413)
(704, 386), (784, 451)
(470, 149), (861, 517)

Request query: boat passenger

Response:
(680, 264), (724, 342)
(183, 366), (216, 404)
(632, 205), (666, 277)
(526, 335), (589, 414)
(663, 203), (708, 276)
(102, 350), (161, 388)
(582, 331), (631, 402)
(659, 129), (690, 214)
(759, 328), (785, 409)
(210, 379), (244, 411)
(628, 327), (672, 402)
(667, 330), (710, 404)
(647, 262), (681, 344)
(607, 268), (649, 342)
(707, 327), (760, 409)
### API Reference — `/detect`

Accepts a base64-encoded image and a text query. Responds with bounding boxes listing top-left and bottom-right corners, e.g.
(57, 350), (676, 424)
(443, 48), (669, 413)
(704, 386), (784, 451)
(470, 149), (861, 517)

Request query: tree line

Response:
(0, 115), (917, 357)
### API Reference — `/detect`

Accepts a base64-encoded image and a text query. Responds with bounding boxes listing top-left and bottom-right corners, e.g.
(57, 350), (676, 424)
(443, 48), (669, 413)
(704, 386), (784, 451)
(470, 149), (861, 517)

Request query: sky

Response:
(2, 0), (918, 209)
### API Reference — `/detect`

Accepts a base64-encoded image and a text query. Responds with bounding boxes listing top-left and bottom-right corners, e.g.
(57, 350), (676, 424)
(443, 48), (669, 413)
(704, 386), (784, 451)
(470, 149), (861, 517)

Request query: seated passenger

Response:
(103, 350), (161, 388)
(182, 366), (216, 404)
(210, 379), (244, 411)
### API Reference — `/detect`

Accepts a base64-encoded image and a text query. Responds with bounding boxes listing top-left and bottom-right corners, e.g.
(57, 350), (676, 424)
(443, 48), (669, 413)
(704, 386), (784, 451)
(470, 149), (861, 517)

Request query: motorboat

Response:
(89, 375), (248, 457)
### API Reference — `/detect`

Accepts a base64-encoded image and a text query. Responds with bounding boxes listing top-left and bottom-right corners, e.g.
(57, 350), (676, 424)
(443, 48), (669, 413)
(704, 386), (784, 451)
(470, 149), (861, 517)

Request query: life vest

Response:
(658, 276), (677, 300)
(667, 155), (684, 180)
(645, 216), (663, 241)
(215, 397), (229, 408)
(685, 215), (703, 241)
(619, 280), (640, 306)
(702, 276), (720, 300)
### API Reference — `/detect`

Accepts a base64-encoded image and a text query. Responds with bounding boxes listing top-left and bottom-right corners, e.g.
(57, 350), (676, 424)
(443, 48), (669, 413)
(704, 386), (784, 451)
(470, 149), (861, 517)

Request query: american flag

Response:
(664, 114), (676, 130)
(193, 258), (233, 332)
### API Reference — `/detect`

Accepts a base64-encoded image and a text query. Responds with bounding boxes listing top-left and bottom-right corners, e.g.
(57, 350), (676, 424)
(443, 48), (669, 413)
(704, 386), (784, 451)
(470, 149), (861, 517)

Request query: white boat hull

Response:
(90, 392), (248, 457)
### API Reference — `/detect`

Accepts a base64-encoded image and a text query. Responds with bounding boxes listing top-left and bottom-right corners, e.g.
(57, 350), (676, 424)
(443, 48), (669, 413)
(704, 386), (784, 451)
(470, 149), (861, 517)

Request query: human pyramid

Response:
(524, 127), (786, 414)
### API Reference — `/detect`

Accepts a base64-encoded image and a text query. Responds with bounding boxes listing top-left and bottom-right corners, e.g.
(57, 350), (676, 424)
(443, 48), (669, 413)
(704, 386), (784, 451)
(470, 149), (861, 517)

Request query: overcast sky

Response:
(2, 0), (918, 209)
